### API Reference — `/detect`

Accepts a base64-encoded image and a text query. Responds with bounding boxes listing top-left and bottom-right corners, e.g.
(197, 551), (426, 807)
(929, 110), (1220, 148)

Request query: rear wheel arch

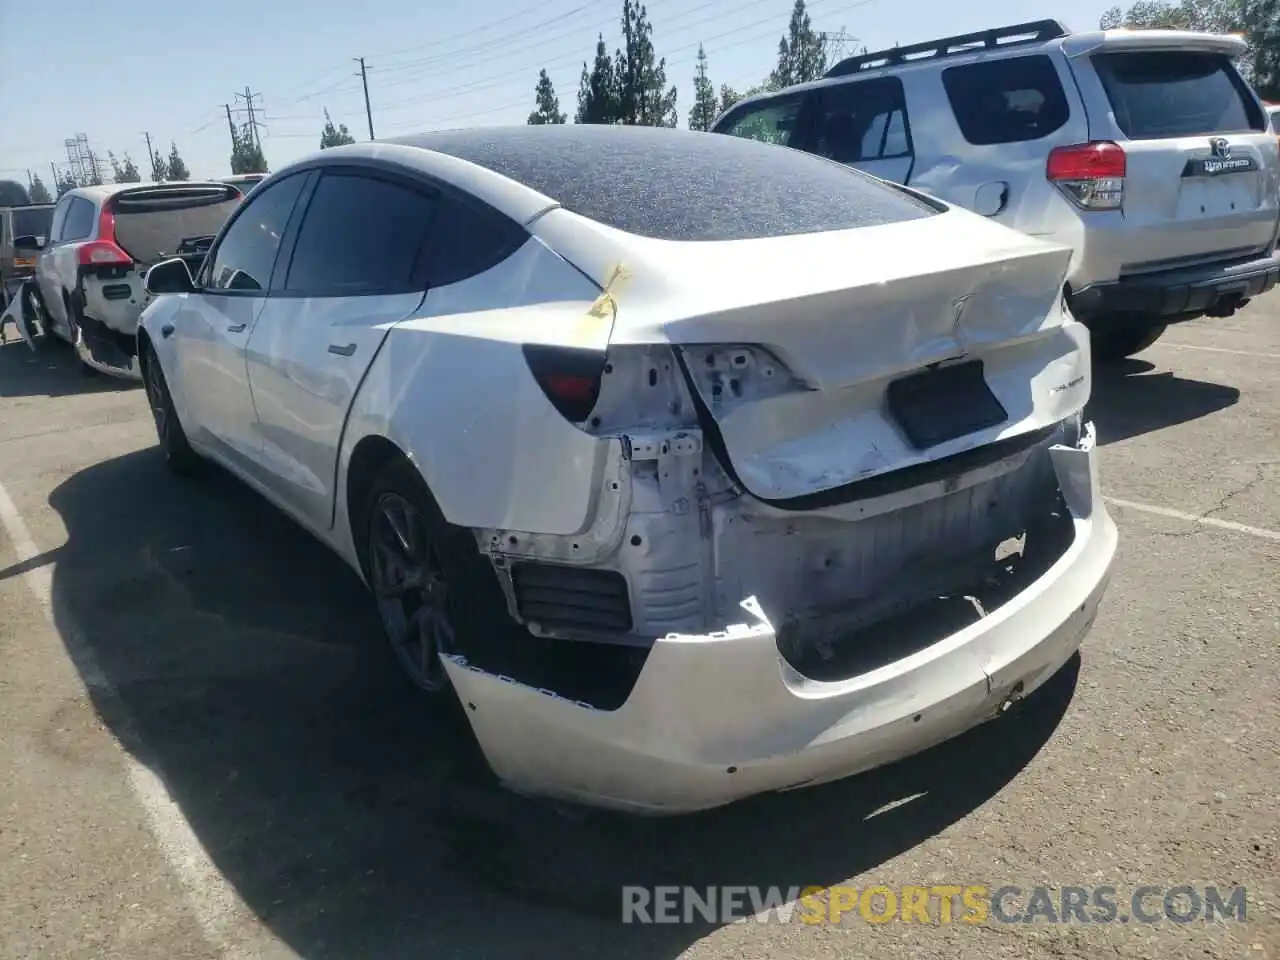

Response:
(346, 435), (419, 568)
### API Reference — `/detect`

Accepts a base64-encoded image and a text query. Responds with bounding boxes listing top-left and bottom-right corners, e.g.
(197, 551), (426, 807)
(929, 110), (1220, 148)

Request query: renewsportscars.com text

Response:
(621, 885), (1248, 925)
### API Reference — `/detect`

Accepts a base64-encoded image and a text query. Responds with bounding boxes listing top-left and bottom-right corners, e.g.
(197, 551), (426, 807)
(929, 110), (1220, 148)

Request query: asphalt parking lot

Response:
(0, 308), (1276, 960)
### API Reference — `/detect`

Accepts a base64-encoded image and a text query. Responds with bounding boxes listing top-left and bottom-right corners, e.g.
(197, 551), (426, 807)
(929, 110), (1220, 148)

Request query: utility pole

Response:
(355, 57), (375, 140)
(143, 131), (155, 165)
(224, 104), (237, 143)
(50, 162), (58, 188)
(25, 169), (33, 190)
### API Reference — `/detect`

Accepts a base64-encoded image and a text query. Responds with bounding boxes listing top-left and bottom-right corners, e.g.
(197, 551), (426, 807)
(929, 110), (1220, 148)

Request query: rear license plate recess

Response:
(886, 359), (1008, 450)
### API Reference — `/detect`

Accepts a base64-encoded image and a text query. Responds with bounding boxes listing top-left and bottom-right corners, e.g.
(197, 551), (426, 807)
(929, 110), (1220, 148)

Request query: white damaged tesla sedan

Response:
(137, 125), (1117, 814)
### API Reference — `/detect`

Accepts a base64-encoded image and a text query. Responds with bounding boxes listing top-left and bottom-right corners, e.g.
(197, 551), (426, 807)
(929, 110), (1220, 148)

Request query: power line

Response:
(232, 87), (267, 149)
(377, 0), (874, 133)
(376, 0), (871, 122)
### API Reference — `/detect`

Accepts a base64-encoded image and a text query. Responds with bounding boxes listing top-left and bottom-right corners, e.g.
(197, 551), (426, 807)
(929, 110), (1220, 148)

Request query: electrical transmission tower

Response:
(232, 87), (267, 150)
(63, 134), (105, 186)
(823, 31), (865, 64)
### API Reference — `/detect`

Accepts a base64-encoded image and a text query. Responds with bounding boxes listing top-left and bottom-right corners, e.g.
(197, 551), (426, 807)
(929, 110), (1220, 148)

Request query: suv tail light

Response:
(1046, 142), (1125, 211)
(77, 206), (133, 267)
(522, 343), (606, 424)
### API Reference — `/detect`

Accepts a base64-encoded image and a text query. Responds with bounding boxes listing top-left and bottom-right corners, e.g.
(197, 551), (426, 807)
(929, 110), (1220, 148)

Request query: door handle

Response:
(227, 322), (247, 333)
(160, 324), (174, 339)
(328, 343), (357, 357)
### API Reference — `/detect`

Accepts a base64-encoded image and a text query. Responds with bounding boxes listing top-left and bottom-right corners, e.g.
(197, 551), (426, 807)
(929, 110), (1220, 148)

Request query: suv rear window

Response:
(111, 185), (241, 266)
(407, 125), (938, 242)
(1092, 51), (1264, 139)
(942, 55), (1070, 145)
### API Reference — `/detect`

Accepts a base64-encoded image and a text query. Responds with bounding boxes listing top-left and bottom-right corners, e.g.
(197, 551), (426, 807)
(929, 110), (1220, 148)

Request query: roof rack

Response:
(824, 19), (1069, 78)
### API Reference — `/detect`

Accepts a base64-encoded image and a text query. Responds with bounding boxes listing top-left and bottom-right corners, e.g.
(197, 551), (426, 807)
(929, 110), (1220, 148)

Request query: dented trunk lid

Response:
(549, 207), (1086, 503)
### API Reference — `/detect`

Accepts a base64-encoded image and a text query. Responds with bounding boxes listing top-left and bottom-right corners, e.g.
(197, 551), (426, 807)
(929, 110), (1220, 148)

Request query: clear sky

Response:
(0, 0), (1112, 186)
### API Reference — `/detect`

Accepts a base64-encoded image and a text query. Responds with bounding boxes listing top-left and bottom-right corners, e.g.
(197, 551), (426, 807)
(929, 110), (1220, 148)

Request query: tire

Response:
(1091, 323), (1167, 362)
(140, 340), (200, 475)
(357, 457), (504, 695)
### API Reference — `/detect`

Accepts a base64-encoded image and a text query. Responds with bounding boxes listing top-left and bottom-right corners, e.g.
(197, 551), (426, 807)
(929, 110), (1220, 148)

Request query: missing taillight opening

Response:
(522, 343), (606, 423)
(1046, 142), (1126, 211)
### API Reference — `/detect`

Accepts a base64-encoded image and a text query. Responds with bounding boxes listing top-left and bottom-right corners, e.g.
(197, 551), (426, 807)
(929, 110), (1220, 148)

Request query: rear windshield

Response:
(12, 206), (54, 243)
(1092, 51), (1264, 139)
(404, 125), (938, 242)
(110, 185), (241, 265)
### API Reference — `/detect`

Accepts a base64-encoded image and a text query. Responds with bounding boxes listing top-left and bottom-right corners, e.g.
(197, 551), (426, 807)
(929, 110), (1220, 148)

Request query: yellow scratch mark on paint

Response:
(572, 263), (632, 343)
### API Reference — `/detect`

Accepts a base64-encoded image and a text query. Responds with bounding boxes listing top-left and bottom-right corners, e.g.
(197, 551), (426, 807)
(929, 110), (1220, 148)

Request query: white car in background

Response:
(12, 180), (242, 377)
(137, 126), (1117, 814)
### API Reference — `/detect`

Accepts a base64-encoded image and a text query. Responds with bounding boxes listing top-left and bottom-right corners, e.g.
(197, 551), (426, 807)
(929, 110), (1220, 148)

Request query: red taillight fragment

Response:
(522, 343), (606, 423)
(78, 203), (132, 266)
(77, 240), (133, 267)
(1046, 142), (1126, 211)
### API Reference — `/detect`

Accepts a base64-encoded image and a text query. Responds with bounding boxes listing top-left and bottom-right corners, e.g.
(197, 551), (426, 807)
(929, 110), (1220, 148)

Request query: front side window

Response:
(712, 93), (807, 147)
(281, 172), (436, 295)
(942, 55), (1070, 145)
(810, 77), (913, 163)
(205, 173), (307, 292)
(61, 197), (96, 242)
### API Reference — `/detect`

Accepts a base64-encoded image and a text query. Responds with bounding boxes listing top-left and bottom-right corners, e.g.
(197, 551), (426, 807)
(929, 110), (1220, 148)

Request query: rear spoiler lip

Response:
(1061, 29), (1248, 59)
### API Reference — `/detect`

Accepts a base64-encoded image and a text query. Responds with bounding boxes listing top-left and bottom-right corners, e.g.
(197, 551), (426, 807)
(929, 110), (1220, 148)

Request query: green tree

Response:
(576, 34), (620, 123)
(29, 175), (52, 204)
(119, 154), (142, 182)
(229, 129), (269, 174)
(770, 0), (828, 88)
(614, 0), (678, 126)
(150, 149), (168, 183)
(320, 109), (357, 148)
(528, 68), (567, 124)
(0, 181), (28, 205)
(108, 152), (142, 183)
(57, 174), (78, 197)
(688, 44), (719, 131)
(167, 142), (190, 181)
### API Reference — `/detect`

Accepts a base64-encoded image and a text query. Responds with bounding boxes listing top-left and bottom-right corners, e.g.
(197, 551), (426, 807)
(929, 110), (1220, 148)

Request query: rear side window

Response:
(810, 77), (912, 163)
(61, 197), (96, 242)
(283, 172), (436, 295)
(1092, 51), (1264, 139)
(206, 173), (307, 292)
(942, 55), (1070, 145)
(713, 93), (806, 147)
(111, 186), (240, 266)
(424, 192), (527, 287)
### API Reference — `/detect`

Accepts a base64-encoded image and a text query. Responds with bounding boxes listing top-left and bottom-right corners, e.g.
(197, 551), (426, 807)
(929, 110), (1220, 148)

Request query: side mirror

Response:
(145, 257), (196, 295)
(13, 235), (43, 253)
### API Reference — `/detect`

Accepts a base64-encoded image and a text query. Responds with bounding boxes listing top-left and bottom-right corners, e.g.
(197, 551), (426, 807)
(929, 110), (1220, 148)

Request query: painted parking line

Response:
(1104, 496), (1280, 543)
(0, 478), (279, 959)
(1151, 341), (1280, 360)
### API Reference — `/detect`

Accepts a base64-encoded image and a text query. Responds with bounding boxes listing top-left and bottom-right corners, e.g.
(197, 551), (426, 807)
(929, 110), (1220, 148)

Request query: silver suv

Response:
(711, 20), (1280, 360)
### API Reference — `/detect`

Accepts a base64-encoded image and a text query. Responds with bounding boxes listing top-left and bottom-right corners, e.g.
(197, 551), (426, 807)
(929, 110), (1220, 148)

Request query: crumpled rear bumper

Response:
(443, 425), (1116, 815)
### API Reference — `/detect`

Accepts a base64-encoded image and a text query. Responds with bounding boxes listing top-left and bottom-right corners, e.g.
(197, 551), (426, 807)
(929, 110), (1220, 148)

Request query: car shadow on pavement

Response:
(1088, 358), (1240, 446)
(0, 337), (137, 398)
(46, 447), (1079, 959)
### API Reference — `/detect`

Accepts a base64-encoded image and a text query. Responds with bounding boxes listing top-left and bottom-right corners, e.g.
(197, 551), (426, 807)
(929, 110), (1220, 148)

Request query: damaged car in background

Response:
(5, 180), (242, 377)
(135, 126), (1118, 814)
